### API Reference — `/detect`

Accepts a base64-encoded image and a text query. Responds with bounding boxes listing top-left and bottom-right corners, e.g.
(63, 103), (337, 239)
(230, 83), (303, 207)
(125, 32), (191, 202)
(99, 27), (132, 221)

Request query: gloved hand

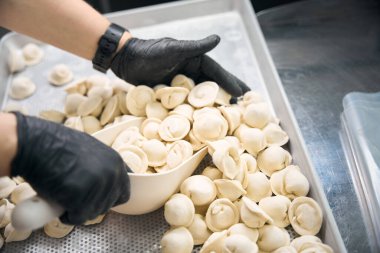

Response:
(10, 112), (130, 225)
(111, 35), (250, 97)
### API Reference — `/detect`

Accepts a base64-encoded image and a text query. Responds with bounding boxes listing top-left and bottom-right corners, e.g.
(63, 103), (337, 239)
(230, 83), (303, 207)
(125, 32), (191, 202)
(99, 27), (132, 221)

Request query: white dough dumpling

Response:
(0, 177), (17, 198)
(240, 197), (273, 229)
(262, 123), (289, 147)
(236, 126), (267, 157)
(161, 227), (193, 253)
(44, 218), (74, 238)
(22, 43), (44, 66)
(222, 234), (259, 253)
(290, 235), (333, 253)
(240, 153), (258, 173)
(0, 199), (15, 228)
(156, 86), (189, 109)
(141, 118), (162, 140)
(257, 146), (292, 176)
(126, 85), (155, 116)
(48, 64), (73, 86)
(64, 116), (84, 132)
(214, 179), (246, 202)
(64, 93), (87, 116)
(118, 145), (148, 173)
(10, 182), (36, 204)
(159, 115), (190, 141)
(146, 102), (168, 120)
(288, 197), (323, 236)
(205, 198), (239, 232)
(169, 104), (194, 122)
(193, 109), (228, 142)
(39, 110), (66, 124)
(164, 194), (195, 227)
(202, 166), (223, 181)
(112, 126), (146, 150)
(200, 230), (228, 253)
(188, 81), (219, 108)
(238, 91), (264, 107)
(8, 48), (26, 73)
(166, 140), (193, 169)
(272, 246), (297, 253)
(81, 116), (102, 134)
(171, 74), (195, 90)
(258, 195), (291, 228)
(245, 172), (272, 202)
(9, 76), (36, 100)
(270, 165), (310, 199)
(187, 214), (212, 245)
(180, 175), (217, 206)
(212, 145), (241, 180)
(141, 139), (167, 167)
(228, 223), (259, 242)
(219, 105), (241, 135)
(243, 102), (271, 129)
(4, 223), (32, 243)
(257, 225), (290, 252)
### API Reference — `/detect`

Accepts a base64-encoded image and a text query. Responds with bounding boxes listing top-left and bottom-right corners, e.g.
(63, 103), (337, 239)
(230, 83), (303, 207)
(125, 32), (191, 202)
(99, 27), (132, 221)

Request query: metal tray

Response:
(0, 0), (346, 252)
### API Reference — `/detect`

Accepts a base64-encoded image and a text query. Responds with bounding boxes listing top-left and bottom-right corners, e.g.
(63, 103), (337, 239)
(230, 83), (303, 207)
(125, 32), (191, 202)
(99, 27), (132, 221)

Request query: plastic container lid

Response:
(340, 91), (380, 252)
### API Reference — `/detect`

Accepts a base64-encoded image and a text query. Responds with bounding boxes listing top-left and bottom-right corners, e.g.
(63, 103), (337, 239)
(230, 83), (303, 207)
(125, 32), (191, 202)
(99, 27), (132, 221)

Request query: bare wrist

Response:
(0, 112), (18, 176)
(116, 31), (133, 53)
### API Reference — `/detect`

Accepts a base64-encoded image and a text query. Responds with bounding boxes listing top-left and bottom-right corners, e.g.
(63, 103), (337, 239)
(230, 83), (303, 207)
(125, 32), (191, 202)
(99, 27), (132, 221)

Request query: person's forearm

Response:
(0, 113), (18, 177)
(0, 0), (131, 60)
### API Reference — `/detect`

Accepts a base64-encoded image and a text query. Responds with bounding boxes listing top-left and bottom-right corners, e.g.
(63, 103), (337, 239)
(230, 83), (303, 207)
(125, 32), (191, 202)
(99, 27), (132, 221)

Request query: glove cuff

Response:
(110, 38), (138, 82)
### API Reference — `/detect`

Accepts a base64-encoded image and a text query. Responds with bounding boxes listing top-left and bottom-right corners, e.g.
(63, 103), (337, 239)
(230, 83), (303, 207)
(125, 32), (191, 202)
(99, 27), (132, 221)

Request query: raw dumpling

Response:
(188, 81), (219, 108)
(0, 199), (15, 228)
(236, 126), (267, 157)
(2, 103), (28, 114)
(245, 172), (272, 202)
(9, 76), (36, 100)
(212, 145), (241, 179)
(290, 235), (333, 253)
(228, 223), (259, 242)
(202, 166), (223, 181)
(215, 88), (231, 106)
(22, 43), (44, 65)
(164, 194), (195, 227)
(238, 91), (263, 107)
(112, 127), (146, 150)
(81, 116), (102, 134)
(4, 223), (32, 243)
(169, 104), (194, 122)
(85, 75), (110, 89)
(64, 93), (87, 116)
(262, 123), (289, 147)
(44, 218), (74, 238)
(141, 118), (162, 140)
(243, 102), (271, 129)
(171, 74), (195, 90)
(126, 85), (155, 116)
(156, 87), (189, 109)
(205, 198), (239, 232)
(48, 64), (73, 86)
(8, 48), (26, 73)
(240, 197), (273, 229)
(146, 101), (168, 120)
(87, 85), (113, 101)
(166, 140), (193, 169)
(258, 195), (291, 228)
(257, 146), (292, 176)
(10, 182), (36, 204)
(161, 227), (193, 253)
(270, 165), (310, 199)
(272, 246), (297, 253)
(288, 197), (323, 236)
(141, 139), (167, 167)
(219, 106), (241, 135)
(77, 95), (103, 117)
(222, 234), (259, 253)
(187, 214), (212, 245)
(200, 230), (228, 253)
(39, 110), (66, 123)
(159, 115), (191, 141)
(118, 145), (148, 173)
(187, 129), (206, 151)
(240, 153), (258, 173)
(84, 214), (106, 226)
(193, 109), (228, 142)
(257, 225), (290, 252)
(0, 177), (17, 198)
(180, 175), (217, 206)
(64, 116), (84, 132)
(115, 91), (129, 115)
(100, 95), (121, 126)
(214, 179), (246, 202)
(64, 78), (87, 95)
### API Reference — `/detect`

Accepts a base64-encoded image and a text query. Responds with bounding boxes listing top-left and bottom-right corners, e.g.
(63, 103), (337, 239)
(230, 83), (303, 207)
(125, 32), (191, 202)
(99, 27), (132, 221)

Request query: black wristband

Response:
(92, 23), (126, 73)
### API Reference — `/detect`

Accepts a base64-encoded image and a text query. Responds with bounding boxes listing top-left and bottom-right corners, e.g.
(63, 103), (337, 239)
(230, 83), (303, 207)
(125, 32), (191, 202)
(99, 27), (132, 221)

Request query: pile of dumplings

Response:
(0, 176), (106, 249)
(4, 44), (333, 252)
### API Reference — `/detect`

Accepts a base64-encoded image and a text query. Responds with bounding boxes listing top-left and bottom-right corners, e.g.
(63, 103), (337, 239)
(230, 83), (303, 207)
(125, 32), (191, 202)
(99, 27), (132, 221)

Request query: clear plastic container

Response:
(340, 92), (380, 252)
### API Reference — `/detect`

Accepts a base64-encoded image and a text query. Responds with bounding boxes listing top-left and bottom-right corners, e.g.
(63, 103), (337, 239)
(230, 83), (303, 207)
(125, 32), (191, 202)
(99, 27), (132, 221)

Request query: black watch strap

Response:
(92, 23), (126, 73)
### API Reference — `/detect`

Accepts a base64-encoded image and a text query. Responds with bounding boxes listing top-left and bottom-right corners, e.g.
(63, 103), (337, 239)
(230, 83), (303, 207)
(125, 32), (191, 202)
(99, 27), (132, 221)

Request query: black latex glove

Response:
(10, 112), (130, 225)
(111, 35), (250, 97)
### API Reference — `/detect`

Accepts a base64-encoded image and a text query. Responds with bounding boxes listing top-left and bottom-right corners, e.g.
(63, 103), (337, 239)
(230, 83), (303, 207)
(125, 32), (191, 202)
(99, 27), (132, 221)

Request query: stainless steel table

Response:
(257, 0), (380, 252)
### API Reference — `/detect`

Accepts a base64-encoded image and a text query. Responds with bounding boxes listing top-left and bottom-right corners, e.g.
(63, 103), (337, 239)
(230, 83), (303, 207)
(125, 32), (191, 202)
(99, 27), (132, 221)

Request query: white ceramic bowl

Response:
(92, 118), (208, 215)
